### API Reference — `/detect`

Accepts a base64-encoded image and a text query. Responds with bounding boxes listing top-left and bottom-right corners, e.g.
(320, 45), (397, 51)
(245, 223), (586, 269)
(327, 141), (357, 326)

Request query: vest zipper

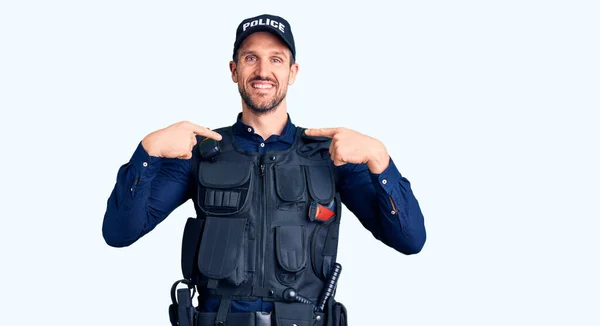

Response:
(259, 157), (267, 289)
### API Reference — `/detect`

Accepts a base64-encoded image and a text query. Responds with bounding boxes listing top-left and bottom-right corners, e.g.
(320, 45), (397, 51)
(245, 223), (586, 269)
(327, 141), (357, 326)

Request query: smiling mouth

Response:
(252, 84), (274, 89)
(250, 79), (276, 91)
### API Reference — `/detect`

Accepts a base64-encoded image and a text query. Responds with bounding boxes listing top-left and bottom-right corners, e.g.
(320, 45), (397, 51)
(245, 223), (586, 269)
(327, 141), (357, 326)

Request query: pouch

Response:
(197, 215), (250, 286)
(273, 302), (323, 326)
(324, 297), (348, 326)
(274, 225), (307, 285)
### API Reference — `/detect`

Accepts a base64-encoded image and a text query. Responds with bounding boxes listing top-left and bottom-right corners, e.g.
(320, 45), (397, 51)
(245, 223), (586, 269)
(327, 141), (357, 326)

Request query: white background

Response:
(1, 1), (599, 325)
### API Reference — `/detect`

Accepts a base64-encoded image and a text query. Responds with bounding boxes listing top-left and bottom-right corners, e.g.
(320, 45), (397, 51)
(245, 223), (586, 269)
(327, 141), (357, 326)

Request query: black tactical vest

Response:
(172, 126), (345, 325)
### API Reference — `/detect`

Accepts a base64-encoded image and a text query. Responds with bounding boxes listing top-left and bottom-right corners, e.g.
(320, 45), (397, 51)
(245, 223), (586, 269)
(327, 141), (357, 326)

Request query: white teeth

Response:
(253, 84), (273, 89)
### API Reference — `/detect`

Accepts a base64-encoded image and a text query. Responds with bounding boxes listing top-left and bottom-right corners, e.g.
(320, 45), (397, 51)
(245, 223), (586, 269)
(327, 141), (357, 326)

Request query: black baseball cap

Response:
(232, 14), (296, 61)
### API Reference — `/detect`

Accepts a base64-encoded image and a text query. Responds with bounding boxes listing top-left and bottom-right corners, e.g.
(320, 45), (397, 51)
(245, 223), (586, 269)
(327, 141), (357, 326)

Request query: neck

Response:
(241, 100), (289, 140)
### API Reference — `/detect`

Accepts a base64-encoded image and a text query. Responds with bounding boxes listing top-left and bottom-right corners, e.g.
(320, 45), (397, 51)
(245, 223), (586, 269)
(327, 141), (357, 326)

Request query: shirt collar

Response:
(231, 112), (296, 144)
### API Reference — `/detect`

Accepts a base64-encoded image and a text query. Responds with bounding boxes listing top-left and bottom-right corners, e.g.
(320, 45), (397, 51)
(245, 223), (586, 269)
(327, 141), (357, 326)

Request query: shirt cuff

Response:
(129, 141), (163, 178)
(369, 157), (402, 195)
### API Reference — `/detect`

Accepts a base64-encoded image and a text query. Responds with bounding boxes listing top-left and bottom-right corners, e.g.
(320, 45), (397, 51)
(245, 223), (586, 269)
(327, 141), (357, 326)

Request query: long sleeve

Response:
(102, 142), (193, 247)
(336, 157), (426, 254)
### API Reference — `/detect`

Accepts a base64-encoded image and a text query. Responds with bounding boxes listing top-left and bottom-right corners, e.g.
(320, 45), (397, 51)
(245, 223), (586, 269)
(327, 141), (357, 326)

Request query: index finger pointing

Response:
(191, 125), (223, 141)
(304, 128), (340, 138)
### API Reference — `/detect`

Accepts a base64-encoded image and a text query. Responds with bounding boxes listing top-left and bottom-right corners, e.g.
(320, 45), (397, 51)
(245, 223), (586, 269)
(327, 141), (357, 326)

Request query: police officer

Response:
(102, 13), (426, 326)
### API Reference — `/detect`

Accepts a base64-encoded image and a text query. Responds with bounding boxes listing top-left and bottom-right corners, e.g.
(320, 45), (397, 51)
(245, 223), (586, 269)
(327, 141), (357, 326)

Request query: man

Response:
(103, 13), (426, 326)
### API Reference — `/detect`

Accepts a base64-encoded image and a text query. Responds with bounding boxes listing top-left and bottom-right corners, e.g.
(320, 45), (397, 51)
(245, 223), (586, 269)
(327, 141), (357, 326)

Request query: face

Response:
(230, 32), (299, 115)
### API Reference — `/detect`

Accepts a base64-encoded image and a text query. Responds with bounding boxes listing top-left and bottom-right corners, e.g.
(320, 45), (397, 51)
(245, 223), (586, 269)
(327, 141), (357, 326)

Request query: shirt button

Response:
(260, 143), (265, 147)
(143, 162), (148, 167)
(247, 127), (252, 132)
(382, 179), (387, 184)
(391, 210), (396, 215)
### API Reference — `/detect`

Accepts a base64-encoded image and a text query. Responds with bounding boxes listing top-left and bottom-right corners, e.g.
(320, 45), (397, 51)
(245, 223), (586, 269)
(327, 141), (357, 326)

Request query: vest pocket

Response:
(275, 225), (307, 285)
(197, 216), (249, 286)
(310, 224), (328, 280)
(274, 165), (306, 202)
(310, 194), (341, 280)
(197, 161), (253, 216)
(305, 165), (335, 204)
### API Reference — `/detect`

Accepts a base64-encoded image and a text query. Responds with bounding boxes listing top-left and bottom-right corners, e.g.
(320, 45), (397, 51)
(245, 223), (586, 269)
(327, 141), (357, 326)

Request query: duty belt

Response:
(169, 264), (347, 326)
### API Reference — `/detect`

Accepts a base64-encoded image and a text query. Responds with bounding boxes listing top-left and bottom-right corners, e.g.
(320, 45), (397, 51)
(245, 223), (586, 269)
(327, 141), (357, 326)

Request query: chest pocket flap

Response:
(198, 161), (253, 215)
(199, 161), (251, 188)
(305, 165), (335, 204)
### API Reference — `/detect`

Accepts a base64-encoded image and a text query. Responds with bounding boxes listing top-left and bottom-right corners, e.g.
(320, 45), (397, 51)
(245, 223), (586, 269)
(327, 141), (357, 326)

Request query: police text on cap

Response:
(242, 18), (286, 33)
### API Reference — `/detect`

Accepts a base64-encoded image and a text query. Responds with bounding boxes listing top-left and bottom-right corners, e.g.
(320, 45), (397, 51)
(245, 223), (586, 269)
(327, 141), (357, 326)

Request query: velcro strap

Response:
(215, 296), (231, 325)
(208, 279), (219, 289)
(251, 286), (275, 298)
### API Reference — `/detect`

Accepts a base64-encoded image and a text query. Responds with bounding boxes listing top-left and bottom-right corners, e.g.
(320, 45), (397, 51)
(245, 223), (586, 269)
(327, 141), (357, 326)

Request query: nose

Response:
(256, 59), (270, 79)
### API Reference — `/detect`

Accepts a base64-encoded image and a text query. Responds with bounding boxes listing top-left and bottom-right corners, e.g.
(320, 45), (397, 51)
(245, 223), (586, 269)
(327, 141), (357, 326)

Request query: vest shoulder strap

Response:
(213, 126), (235, 153)
(295, 126), (340, 186)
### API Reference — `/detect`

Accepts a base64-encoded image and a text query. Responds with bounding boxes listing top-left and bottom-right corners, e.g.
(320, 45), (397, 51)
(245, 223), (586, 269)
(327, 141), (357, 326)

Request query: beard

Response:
(238, 78), (287, 116)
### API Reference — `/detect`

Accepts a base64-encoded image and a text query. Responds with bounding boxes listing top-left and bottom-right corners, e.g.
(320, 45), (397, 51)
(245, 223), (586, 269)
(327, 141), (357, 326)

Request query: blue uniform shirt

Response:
(102, 114), (426, 312)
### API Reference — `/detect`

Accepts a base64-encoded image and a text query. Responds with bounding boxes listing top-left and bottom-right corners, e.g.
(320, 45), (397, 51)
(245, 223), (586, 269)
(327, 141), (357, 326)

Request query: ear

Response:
(229, 61), (238, 83)
(288, 63), (299, 85)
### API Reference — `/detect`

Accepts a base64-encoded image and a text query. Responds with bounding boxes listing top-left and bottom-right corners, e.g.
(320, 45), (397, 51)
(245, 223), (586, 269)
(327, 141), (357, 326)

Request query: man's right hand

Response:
(141, 121), (223, 159)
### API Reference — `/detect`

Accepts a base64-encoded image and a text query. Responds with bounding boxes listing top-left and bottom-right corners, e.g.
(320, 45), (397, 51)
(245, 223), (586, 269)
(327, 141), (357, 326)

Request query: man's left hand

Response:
(304, 127), (390, 174)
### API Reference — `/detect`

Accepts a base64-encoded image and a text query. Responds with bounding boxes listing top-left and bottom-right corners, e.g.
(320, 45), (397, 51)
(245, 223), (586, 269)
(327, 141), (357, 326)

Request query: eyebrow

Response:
(239, 50), (289, 59)
(271, 51), (288, 58)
